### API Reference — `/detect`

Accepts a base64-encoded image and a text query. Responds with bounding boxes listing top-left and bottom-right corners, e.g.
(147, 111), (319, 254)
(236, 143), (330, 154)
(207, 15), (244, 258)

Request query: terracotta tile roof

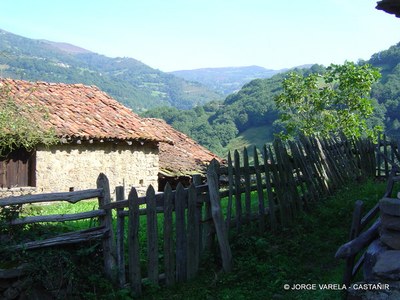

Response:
(143, 118), (222, 176)
(0, 78), (167, 143)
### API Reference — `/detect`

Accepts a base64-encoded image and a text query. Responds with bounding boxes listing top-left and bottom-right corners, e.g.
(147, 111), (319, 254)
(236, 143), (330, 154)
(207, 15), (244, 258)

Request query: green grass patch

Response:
(225, 125), (274, 156)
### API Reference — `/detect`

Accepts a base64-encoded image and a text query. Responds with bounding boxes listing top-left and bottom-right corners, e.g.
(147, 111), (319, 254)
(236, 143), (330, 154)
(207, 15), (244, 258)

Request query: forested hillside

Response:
(0, 29), (222, 111)
(145, 43), (400, 156)
(370, 42), (400, 138)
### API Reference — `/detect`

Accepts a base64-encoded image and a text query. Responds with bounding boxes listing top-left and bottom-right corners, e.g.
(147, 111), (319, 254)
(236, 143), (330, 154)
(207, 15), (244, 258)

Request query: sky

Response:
(1, 0), (400, 72)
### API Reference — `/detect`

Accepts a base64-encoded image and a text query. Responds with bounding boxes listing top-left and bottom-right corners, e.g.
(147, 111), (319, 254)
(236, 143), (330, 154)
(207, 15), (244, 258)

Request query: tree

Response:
(0, 84), (58, 156)
(274, 61), (382, 140)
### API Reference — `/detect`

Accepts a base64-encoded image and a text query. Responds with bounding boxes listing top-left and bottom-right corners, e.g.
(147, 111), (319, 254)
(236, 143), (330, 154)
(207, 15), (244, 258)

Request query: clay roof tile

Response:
(0, 78), (167, 143)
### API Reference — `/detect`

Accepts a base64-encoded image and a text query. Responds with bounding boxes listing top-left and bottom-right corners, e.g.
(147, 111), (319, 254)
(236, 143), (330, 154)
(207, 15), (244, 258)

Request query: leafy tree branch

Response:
(274, 62), (382, 140)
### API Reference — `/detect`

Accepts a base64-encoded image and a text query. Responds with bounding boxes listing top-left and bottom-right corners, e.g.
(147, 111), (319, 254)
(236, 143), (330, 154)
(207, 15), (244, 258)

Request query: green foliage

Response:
(369, 43), (400, 138)
(275, 62), (382, 140)
(0, 84), (58, 156)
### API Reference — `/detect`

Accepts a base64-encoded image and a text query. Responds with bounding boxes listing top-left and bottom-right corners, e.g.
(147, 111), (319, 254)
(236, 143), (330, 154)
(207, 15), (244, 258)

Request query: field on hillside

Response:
(224, 125), (275, 156)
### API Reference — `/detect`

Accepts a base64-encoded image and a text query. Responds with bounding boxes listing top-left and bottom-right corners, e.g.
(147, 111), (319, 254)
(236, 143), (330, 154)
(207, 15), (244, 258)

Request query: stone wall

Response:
(0, 187), (36, 198)
(35, 141), (159, 197)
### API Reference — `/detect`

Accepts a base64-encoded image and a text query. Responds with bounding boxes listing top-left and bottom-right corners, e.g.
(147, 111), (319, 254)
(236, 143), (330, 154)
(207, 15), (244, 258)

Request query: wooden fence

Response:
(214, 135), (376, 232)
(0, 173), (223, 297)
(376, 134), (400, 178)
(0, 135), (383, 296)
(0, 174), (115, 281)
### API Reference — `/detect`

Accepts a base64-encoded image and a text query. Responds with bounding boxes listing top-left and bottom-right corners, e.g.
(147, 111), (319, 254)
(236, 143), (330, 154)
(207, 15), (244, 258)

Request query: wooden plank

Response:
(343, 200), (364, 286)
(335, 219), (380, 259)
(207, 159), (232, 272)
(383, 134), (389, 177)
(128, 187), (142, 296)
(226, 152), (234, 230)
(192, 175), (204, 255)
(289, 141), (316, 205)
(263, 145), (277, 231)
(12, 226), (108, 250)
(175, 183), (187, 282)
(187, 184), (199, 279)
(115, 186), (126, 288)
(234, 150), (242, 231)
(377, 134), (382, 177)
(270, 142), (291, 227)
(288, 142), (307, 210)
(280, 140), (302, 215)
(146, 185), (159, 285)
(0, 189), (103, 207)
(97, 173), (116, 284)
(243, 147), (252, 222)
(9, 209), (105, 225)
(299, 136), (326, 197)
(253, 146), (265, 232)
(163, 183), (175, 286)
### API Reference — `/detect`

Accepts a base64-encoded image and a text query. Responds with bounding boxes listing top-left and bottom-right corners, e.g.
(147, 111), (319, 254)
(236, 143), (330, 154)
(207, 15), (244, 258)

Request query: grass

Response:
(225, 125), (274, 156)
(0, 178), (394, 299)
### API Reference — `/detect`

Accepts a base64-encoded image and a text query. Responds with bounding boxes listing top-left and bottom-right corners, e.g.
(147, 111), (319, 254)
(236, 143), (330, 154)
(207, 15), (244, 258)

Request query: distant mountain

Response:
(40, 40), (92, 54)
(0, 29), (222, 111)
(170, 65), (287, 95)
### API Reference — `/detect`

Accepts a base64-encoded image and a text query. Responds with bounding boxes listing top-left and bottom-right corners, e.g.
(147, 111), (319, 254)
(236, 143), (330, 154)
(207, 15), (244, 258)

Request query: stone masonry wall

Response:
(35, 142), (159, 197)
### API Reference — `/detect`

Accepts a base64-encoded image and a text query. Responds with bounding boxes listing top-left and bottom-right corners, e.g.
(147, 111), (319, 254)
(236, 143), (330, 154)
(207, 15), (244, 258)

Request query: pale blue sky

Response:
(1, 0), (399, 71)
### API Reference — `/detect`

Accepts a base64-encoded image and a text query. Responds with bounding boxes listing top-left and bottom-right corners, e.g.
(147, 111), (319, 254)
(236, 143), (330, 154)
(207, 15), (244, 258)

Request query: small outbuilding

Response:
(0, 78), (168, 196)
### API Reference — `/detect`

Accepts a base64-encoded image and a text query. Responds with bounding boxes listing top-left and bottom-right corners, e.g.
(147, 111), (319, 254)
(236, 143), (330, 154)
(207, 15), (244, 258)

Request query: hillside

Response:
(0, 29), (222, 111)
(170, 66), (283, 95)
(146, 43), (400, 156)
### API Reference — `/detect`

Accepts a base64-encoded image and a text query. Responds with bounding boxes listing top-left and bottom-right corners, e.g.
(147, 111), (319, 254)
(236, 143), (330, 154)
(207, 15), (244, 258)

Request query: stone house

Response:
(0, 78), (168, 197)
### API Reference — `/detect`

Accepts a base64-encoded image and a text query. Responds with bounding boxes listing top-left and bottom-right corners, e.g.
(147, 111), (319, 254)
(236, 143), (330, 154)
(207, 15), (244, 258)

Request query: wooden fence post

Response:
(175, 183), (187, 282)
(263, 145), (277, 231)
(343, 200), (363, 287)
(128, 187), (142, 296)
(115, 186), (126, 288)
(207, 159), (232, 272)
(234, 150), (243, 231)
(243, 147), (252, 223)
(187, 184), (200, 279)
(96, 173), (117, 285)
(163, 183), (175, 286)
(253, 146), (265, 232)
(226, 152), (234, 230)
(192, 174), (203, 254)
(146, 185), (159, 285)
